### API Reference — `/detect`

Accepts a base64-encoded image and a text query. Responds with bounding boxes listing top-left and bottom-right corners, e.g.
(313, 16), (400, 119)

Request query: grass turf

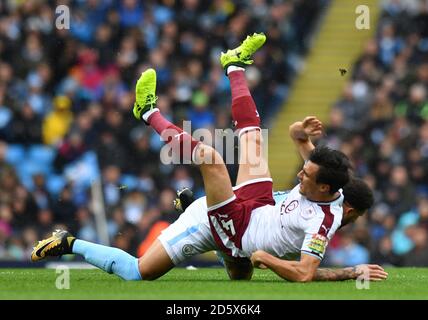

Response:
(0, 267), (427, 299)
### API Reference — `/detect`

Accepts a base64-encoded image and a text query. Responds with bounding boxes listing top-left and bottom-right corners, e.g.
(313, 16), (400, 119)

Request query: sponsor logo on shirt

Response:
(308, 234), (328, 256)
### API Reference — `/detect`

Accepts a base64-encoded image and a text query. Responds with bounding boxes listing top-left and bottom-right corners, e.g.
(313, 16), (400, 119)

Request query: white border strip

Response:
(233, 178), (273, 191)
(207, 195), (237, 211)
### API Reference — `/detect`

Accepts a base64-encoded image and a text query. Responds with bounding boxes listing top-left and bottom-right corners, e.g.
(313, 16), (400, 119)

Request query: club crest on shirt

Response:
(281, 200), (299, 214)
(301, 205), (316, 220)
(182, 244), (196, 257)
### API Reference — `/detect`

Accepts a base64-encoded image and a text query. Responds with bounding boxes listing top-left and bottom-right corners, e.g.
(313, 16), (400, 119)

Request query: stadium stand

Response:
(0, 0), (327, 263)
(321, 0), (428, 267)
(0, 0), (427, 268)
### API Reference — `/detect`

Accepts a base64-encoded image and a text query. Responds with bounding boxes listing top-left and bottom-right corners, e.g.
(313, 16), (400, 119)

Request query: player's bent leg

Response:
(133, 69), (234, 207)
(220, 34), (270, 186)
(236, 129), (271, 186)
(138, 239), (175, 280)
(194, 144), (235, 209)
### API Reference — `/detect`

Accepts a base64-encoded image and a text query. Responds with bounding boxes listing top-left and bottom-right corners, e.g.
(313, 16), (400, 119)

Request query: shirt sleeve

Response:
(300, 205), (330, 260)
(301, 233), (329, 260)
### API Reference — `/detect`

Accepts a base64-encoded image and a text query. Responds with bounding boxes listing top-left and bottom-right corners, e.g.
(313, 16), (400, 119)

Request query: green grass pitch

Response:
(0, 268), (427, 299)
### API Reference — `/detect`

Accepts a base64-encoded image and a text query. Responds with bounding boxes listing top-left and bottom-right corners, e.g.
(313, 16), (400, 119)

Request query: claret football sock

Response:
(229, 70), (250, 99)
(228, 70), (260, 130)
(133, 69), (200, 163)
(147, 111), (200, 163)
(72, 239), (142, 281)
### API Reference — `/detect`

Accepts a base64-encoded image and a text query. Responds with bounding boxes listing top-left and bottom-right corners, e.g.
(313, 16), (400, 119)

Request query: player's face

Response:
(297, 161), (321, 198)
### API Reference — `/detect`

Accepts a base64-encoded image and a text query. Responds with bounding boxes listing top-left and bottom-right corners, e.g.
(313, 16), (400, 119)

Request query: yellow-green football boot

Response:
(220, 32), (267, 73)
(133, 68), (158, 121)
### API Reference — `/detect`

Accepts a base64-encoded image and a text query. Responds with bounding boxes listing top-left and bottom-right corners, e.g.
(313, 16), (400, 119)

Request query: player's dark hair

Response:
(309, 146), (351, 194)
(343, 177), (374, 213)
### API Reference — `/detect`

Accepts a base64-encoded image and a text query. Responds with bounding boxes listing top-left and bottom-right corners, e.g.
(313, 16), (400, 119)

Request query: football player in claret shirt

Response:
(31, 33), (387, 282)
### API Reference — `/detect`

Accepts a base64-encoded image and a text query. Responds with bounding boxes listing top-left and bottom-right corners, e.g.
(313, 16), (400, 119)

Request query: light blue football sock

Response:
(72, 239), (142, 281)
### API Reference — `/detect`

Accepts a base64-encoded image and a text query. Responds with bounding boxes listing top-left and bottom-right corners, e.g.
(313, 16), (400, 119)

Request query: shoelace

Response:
(145, 94), (158, 107)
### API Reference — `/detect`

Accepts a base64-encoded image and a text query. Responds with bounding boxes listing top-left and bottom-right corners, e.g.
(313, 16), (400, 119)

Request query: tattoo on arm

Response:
(314, 267), (359, 281)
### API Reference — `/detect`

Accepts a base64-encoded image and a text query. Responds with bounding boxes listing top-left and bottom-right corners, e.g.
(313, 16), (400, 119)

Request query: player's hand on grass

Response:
(250, 250), (267, 269)
(355, 264), (388, 281)
(302, 116), (323, 138)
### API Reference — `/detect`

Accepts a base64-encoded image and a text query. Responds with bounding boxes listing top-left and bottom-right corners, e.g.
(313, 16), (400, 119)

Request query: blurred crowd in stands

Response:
(0, 0), (324, 263)
(323, 0), (428, 267)
(1, 0), (427, 269)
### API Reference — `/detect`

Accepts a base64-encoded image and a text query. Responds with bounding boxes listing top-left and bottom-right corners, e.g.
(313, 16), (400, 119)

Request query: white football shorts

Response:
(158, 196), (217, 265)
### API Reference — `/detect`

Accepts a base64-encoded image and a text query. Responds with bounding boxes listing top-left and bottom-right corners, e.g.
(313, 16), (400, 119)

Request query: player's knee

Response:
(228, 269), (253, 280)
(138, 266), (156, 281)
(194, 144), (222, 165)
(225, 260), (254, 280)
(138, 260), (159, 281)
(241, 129), (262, 147)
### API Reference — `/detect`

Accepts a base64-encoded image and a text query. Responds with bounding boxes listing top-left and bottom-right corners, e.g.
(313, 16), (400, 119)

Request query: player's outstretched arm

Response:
(314, 264), (388, 282)
(250, 250), (320, 282)
(289, 116), (323, 161)
(251, 249), (388, 282)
